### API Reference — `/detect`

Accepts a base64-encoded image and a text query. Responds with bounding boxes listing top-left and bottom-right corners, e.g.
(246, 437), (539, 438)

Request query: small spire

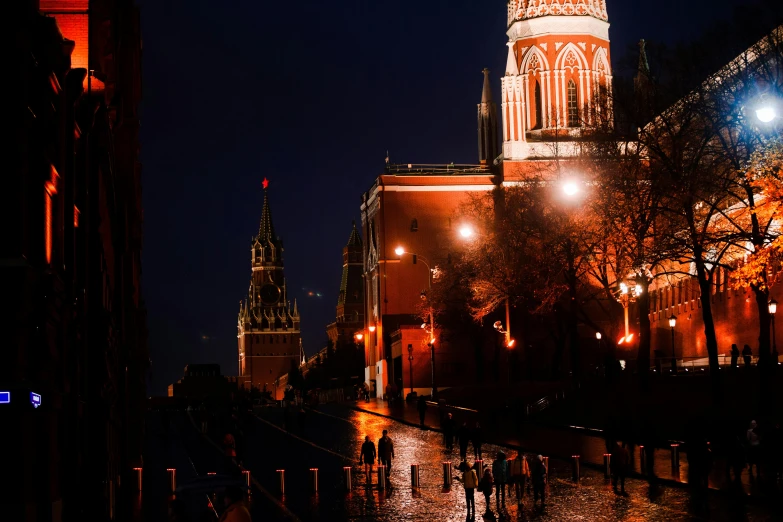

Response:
(257, 179), (277, 243)
(505, 43), (519, 76)
(293, 298), (299, 317)
(346, 220), (362, 247)
(481, 68), (493, 103)
(637, 39), (650, 77)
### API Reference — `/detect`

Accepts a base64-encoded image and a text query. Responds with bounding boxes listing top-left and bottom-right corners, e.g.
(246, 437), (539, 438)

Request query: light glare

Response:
(756, 106), (776, 123)
(394, 246), (405, 256)
(562, 181), (579, 197)
(459, 225), (474, 239)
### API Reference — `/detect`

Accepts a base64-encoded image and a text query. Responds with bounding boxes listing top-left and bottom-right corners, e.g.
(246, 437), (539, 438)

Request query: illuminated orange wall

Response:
(40, 1), (89, 71)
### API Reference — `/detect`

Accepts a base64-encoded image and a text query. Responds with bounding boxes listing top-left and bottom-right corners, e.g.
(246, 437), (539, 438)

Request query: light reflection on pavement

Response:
(249, 404), (777, 521)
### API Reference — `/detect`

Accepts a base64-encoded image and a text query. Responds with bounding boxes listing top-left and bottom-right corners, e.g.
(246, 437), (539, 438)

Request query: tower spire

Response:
(257, 178), (277, 243)
(478, 68), (498, 165)
(634, 39), (653, 126)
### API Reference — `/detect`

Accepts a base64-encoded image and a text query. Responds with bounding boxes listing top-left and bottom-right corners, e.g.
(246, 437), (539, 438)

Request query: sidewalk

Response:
(351, 398), (768, 499)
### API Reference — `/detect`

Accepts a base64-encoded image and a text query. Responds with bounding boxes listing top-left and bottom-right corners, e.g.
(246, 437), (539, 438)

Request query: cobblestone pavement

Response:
(242, 404), (780, 521)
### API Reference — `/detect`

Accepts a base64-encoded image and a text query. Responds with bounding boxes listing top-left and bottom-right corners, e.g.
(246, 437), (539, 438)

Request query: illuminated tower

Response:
(237, 180), (301, 395)
(502, 0), (612, 162)
(478, 68), (499, 164)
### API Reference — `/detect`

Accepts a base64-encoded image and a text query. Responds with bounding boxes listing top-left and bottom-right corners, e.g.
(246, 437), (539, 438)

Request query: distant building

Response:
(168, 364), (236, 400)
(236, 183), (301, 398)
(326, 222), (365, 348)
(6, 1), (146, 520)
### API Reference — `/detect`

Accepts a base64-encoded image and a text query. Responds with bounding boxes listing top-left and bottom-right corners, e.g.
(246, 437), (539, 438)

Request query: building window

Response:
(410, 219), (418, 232)
(534, 80), (543, 129)
(567, 80), (578, 127)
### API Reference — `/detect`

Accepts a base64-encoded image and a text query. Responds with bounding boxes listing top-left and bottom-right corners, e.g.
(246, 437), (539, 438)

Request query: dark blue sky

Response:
(137, 0), (776, 394)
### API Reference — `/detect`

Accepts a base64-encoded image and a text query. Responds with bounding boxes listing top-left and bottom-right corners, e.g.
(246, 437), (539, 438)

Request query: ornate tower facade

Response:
(326, 222), (365, 348)
(501, 0), (612, 161)
(237, 182), (301, 395)
(478, 68), (499, 164)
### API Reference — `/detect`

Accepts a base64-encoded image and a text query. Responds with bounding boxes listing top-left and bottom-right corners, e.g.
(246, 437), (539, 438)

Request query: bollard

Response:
(242, 470), (250, 488)
(571, 455), (580, 483)
(603, 454), (611, 478)
(378, 465), (386, 491)
(410, 464), (420, 487)
(671, 444), (680, 469)
(309, 468), (319, 493)
(442, 461), (453, 487)
(167, 468), (177, 493)
(343, 467), (352, 492)
(475, 459), (484, 474)
(276, 469), (285, 495)
(542, 456), (549, 475)
(639, 446), (647, 475)
(133, 467), (142, 492)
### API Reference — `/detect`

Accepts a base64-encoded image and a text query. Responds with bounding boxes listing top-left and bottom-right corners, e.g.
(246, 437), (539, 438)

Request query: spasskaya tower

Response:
(237, 180), (301, 396)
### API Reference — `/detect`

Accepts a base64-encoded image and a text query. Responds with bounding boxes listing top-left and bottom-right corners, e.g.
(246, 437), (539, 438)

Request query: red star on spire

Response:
(262, 178), (269, 190)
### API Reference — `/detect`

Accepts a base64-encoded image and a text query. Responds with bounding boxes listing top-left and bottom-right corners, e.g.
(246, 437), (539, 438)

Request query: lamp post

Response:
(769, 298), (777, 367)
(395, 247), (437, 397)
(407, 344), (414, 395)
(615, 280), (642, 344)
(669, 315), (677, 374)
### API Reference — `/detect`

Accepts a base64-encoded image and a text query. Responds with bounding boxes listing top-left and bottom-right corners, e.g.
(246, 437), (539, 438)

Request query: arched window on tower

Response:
(567, 80), (579, 127)
(534, 80), (543, 129)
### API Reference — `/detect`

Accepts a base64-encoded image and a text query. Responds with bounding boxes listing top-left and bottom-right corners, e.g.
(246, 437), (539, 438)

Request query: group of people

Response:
(729, 343), (759, 368)
(724, 419), (783, 484)
(458, 452), (548, 519)
(360, 429), (396, 483)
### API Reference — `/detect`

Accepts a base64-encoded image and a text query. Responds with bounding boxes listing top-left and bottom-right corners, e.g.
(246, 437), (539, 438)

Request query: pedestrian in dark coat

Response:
(742, 344), (752, 367)
(471, 422), (483, 460)
(730, 344), (740, 369)
(417, 395), (427, 426)
(531, 455), (547, 506)
(360, 435), (376, 480)
(479, 468), (494, 517)
(378, 430), (395, 474)
(443, 413), (455, 450)
(458, 422), (470, 460)
(610, 442), (629, 494)
(492, 451), (508, 511)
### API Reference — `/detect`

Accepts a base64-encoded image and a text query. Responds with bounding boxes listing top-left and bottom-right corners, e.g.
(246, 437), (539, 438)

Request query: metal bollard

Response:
(603, 454), (611, 478)
(242, 470), (250, 487)
(571, 455), (580, 483)
(310, 468), (319, 493)
(411, 464), (420, 487)
(343, 467), (352, 491)
(443, 461), (453, 487)
(542, 456), (549, 475)
(276, 469), (285, 495)
(671, 444), (680, 469)
(133, 467), (142, 492)
(475, 459), (484, 474)
(167, 468), (177, 493)
(378, 465), (386, 491)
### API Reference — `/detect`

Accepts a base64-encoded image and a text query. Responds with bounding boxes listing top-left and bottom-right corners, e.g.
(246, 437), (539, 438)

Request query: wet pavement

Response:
(239, 403), (781, 521)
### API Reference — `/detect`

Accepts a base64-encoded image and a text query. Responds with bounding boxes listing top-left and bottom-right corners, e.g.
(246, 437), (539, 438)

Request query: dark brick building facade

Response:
(5, 1), (146, 520)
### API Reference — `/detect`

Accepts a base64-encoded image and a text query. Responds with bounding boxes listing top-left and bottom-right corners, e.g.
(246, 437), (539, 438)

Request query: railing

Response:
(385, 163), (491, 175)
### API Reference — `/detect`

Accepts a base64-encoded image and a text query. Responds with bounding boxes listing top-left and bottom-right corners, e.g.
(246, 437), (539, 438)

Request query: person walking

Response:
(492, 451), (508, 512)
(443, 413), (455, 450)
(610, 442), (629, 494)
(378, 429), (395, 476)
(360, 435), (376, 483)
(508, 452), (530, 506)
(742, 344), (753, 368)
(472, 422), (483, 460)
(457, 421), (470, 461)
(531, 455), (547, 507)
(747, 420), (761, 478)
(219, 485), (251, 522)
(730, 344), (740, 369)
(461, 460), (479, 520)
(223, 432), (237, 474)
(478, 468), (494, 518)
(417, 395), (427, 426)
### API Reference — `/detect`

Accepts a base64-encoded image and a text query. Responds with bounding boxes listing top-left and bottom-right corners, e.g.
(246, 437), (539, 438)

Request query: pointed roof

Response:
(637, 39), (650, 77)
(505, 43), (519, 76)
(257, 180), (277, 243)
(481, 68), (493, 103)
(346, 220), (362, 247)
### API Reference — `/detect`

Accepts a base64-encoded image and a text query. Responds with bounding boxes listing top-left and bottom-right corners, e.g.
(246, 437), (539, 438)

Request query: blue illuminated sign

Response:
(0, 391), (10, 404)
(30, 392), (41, 408)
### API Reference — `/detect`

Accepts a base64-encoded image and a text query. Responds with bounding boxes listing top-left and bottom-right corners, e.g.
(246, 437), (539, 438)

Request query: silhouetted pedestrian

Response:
(360, 435), (376, 482)
(730, 344), (740, 369)
(378, 429), (395, 475)
(458, 421), (470, 460)
(479, 468), (494, 518)
(472, 422), (483, 460)
(508, 453), (530, 505)
(492, 451), (508, 511)
(443, 413), (455, 450)
(531, 455), (547, 506)
(417, 395), (427, 426)
(610, 442), (629, 494)
(742, 344), (752, 368)
(461, 462), (479, 520)
(747, 420), (760, 478)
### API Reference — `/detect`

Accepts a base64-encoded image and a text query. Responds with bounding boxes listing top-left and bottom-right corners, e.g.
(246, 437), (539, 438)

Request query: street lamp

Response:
(407, 344), (414, 395)
(757, 106), (777, 123)
(354, 332), (364, 342)
(562, 180), (580, 197)
(669, 315), (677, 374)
(368, 325), (376, 333)
(615, 278), (642, 344)
(395, 246), (438, 398)
(769, 298), (777, 366)
(459, 225), (475, 239)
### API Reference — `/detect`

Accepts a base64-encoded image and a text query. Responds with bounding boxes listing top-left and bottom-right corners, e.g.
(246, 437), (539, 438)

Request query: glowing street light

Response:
(669, 315), (677, 374)
(769, 298), (777, 366)
(394, 246), (405, 256)
(459, 225), (475, 239)
(756, 106), (777, 123)
(368, 325), (376, 333)
(354, 332), (364, 342)
(562, 181), (579, 197)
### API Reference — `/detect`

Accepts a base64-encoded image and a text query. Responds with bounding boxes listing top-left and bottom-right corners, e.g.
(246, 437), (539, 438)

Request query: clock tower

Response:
(237, 180), (301, 397)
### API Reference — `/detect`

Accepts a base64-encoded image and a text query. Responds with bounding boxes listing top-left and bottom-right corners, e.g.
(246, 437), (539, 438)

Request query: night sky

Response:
(137, 0), (776, 395)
